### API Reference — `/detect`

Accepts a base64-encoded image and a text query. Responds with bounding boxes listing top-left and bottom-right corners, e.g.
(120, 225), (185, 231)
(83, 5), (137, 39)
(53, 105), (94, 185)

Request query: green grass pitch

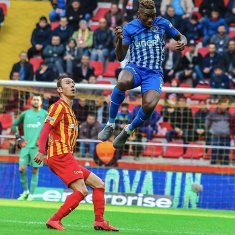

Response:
(1, 199), (235, 235)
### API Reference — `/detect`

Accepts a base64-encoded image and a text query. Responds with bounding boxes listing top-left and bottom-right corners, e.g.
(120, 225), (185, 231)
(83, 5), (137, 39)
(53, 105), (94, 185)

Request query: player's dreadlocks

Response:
(139, 0), (155, 9)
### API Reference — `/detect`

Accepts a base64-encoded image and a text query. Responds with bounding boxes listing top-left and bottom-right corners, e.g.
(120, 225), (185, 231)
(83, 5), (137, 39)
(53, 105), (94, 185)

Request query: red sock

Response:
(53, 191), (84, 221)
(93, 188), (105, 222)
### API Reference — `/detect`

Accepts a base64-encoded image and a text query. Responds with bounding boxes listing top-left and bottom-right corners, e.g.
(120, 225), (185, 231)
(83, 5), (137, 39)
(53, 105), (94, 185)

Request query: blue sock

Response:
(109, 86), (126, 124)
(127, 107), (152, 132)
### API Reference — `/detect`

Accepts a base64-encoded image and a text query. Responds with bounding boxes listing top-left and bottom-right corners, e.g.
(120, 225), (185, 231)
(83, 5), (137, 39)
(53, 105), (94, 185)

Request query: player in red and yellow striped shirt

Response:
(34, 77), (118, 232)
(46, 98), (78, 158)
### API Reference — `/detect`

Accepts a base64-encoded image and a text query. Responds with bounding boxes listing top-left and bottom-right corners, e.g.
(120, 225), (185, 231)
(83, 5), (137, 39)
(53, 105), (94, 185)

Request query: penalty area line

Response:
(0, 219), (231, 235)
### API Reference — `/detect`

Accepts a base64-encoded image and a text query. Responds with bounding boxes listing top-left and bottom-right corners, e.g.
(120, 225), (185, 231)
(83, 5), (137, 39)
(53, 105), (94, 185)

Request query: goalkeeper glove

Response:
(16, 134), (27, 148)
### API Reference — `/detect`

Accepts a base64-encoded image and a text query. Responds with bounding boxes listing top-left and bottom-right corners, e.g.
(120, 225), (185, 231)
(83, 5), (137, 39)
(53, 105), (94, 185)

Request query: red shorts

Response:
(47, 153), (91, 187)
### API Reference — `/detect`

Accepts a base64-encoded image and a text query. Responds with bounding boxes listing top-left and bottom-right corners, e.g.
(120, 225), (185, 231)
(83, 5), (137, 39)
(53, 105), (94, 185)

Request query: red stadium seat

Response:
(128, 103), (136, 112)
(89, 61), (104, 76)
(229, 149), (235, 161)
(183, 143), (204, 159)
(191, 84), (210, 101)
(209, 106), (216, 112)
(153, 122), (172, 138)
(190, 105), (200, 116)
(159, 122), (173, 131)
(230, 23), (235, 27)
(194, 0), (202, 7)
(224, 0), (230, 6)
(29, 58), (44, 73)
(162, 142), (184, 158)
(229, 30), (235, 38)
(89, 24), (99, 32)
(204, 148), (211, 160)
(92, 8), (109, 21)
(163, 83), (171, 87)
(0, 3), (7, 15)
(51, 22), (60, 30)
(142, 141), (163, 157)
(22, 97), (33, 111)
(0, 114), (12, 129)
(103, 62), (121, 77)
(196, 84), (210, 89)
(198, 47), (209, 57)
(196, 37), (203, 44)
(96, 80), (112, 96)
(181, 46), (189, 57)
(179, 83), (191, 98)
(229, 106), (235, 115)
(192, 11), (202, 20)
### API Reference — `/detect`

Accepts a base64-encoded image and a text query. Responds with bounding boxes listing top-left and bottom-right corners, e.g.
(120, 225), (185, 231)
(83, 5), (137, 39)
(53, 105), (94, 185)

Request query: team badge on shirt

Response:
(151, 26), (158, 32)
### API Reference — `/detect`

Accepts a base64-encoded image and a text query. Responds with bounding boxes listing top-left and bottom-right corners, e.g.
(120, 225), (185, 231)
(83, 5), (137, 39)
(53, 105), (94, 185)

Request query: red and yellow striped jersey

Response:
(45, 99), (78, 157)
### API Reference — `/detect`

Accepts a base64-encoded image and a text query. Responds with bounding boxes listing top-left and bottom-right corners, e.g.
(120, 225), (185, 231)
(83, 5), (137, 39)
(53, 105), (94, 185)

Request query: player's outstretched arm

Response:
(114, 26), (129, 62)
(34, 123), (52, 165)
(174, 32), (187, 51)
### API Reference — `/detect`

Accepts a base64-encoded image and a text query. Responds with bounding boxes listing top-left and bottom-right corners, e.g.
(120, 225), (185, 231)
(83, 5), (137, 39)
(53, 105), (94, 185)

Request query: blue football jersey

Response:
(122, 17), (178, 70)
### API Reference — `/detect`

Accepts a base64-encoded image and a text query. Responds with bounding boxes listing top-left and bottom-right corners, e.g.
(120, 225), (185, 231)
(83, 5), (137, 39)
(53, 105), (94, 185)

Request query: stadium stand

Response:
(1, 0), (235, 167)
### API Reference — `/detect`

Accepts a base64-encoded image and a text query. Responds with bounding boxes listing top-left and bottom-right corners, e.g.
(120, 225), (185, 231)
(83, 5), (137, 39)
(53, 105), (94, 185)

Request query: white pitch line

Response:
(0, 219), (231, 235)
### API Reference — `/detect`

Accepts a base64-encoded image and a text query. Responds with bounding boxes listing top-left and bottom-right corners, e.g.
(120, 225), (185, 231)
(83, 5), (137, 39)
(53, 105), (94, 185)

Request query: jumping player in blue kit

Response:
(98, 0), (187, 148)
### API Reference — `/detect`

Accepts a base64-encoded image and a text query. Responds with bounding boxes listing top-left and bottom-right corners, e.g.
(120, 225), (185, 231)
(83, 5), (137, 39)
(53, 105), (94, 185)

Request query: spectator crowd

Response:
(8, 0), (235, 89)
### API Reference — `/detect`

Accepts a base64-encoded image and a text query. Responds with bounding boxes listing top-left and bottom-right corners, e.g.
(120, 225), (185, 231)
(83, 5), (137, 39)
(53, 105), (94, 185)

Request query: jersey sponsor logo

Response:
(134, 35), (161, 47)
(26, 122), (42, 128)
(69, 124), (78, 131)
(74, 170), (82, 174)
(46, 116), (55, 122)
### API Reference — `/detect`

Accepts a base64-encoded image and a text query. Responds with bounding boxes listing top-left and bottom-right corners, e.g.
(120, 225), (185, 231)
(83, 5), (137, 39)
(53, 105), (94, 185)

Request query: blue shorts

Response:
(122, 63), (164, 95)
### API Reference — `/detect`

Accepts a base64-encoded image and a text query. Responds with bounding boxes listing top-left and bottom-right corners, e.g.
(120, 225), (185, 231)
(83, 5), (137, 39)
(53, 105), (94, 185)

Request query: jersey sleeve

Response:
(164, 19), (178, 39)
(122, 25), (131, 45)
(45, 103), (64, 127)
(12, 112), (25, 133)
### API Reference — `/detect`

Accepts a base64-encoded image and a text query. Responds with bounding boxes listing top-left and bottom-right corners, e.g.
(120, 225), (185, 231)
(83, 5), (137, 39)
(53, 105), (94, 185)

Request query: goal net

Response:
(0, 80), (235, 210)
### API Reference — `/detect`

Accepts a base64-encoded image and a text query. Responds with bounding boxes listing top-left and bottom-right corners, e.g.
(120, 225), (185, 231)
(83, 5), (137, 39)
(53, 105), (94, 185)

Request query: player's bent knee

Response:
(80, 188), (88, 197)
(142, 101), (157, 114)
(98, 181), (105, 189)
(116, 80), (129, 91)
(19, 166), (27, 172)
(116, 75), (134, 91)
(93, 178), (105, 189)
